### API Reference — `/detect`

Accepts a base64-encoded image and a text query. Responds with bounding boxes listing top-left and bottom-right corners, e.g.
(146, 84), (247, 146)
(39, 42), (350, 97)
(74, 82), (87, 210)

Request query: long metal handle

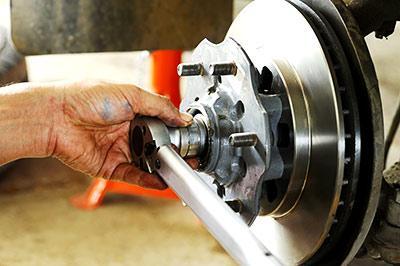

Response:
(156, 145), (281, 266)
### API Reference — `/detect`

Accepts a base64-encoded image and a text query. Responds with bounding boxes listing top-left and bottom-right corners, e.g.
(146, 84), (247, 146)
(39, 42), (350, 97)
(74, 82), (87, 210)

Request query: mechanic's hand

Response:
(50, 81), (193, 189)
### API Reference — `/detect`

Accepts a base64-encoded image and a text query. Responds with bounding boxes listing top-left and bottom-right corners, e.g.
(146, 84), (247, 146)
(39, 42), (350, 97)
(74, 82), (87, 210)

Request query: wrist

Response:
(0, 82), (62, 164)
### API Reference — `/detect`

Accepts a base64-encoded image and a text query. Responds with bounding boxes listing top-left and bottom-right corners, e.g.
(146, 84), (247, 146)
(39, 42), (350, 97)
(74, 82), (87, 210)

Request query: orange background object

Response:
(151, 50), (183, 107)
(70, 50), (182, 210)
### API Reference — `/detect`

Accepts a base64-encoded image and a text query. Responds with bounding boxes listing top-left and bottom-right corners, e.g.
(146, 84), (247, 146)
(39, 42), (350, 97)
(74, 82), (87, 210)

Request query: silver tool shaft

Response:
(156, 145), (281, 266)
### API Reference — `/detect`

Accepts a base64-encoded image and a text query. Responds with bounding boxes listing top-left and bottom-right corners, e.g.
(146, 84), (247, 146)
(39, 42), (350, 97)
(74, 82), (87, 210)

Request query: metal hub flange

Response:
(177, 35), (312, 226)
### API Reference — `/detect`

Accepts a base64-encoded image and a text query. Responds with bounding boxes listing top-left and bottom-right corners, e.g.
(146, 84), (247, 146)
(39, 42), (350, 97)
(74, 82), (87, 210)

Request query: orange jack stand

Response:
(70, 50), (182, 210)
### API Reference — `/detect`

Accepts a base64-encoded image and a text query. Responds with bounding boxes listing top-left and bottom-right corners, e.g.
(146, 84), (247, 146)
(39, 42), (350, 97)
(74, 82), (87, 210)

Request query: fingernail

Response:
(180, 112), (193, 123)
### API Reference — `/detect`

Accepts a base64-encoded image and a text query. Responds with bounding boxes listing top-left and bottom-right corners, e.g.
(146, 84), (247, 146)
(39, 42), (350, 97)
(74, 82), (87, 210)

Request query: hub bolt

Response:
(209, 62), (237, 76)
(177, 63), (204, 76)
(229, 132), (258, 147)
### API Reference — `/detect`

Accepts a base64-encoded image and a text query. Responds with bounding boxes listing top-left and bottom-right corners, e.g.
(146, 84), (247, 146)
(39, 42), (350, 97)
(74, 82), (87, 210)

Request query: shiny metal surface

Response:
(229, 132), (258, 147)
(180, 38), (279, 223)
(156, 145), (281, 266)
(177, 63), (204, 77)
(168, 114), (208, 158)
(130, 116), (208, 173)
(263, 59), (310, 218)
(130, 117), (171, 173)
(227, 0), (345, 264)
(301, 0), (383, 263)
(209, 62), (238, 76)
(130, 116), (282, 265)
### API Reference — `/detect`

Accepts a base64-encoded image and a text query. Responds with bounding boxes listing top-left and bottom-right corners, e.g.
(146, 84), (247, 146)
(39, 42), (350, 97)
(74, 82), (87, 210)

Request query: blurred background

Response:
(0, 0), (399, 265)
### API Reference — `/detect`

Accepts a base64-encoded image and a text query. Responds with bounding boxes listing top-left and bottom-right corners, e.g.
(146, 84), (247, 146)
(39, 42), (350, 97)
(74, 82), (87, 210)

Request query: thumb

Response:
(120, 85), (193, 127)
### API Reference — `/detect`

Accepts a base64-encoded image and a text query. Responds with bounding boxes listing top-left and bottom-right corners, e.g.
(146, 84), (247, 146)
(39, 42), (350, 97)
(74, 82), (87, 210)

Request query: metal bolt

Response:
(177, 63), (204, 76)
(209, 62), (237, 76)
(229, 132), (258, 147)
(226, 199), (243, 213)
(144, 141), (156, 156)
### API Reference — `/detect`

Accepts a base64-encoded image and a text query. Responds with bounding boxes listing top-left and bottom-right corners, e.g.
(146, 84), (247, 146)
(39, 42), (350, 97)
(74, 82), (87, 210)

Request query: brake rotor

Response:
(223, 0), (383, 264)
(226, 1), (344, 264)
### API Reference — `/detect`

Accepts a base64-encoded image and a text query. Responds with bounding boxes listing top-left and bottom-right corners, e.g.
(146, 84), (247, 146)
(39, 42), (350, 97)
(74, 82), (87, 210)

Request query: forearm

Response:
(0, 82), (59, 165)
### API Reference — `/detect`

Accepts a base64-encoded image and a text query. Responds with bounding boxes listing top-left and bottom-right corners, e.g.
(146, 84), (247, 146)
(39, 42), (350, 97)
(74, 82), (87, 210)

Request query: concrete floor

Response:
(1, 1), (400, 265)
(0, 159), (234, 266)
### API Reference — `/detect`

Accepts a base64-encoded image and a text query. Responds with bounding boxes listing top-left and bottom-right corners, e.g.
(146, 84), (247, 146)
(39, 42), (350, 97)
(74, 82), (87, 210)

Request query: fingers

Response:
(120, 84), (192, 127)
(110, 163), (168, 190)
(137, 90), (192, 127)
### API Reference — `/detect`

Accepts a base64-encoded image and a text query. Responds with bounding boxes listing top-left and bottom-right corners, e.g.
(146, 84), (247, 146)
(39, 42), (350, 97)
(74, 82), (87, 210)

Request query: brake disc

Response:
(178, 0), (383, 264)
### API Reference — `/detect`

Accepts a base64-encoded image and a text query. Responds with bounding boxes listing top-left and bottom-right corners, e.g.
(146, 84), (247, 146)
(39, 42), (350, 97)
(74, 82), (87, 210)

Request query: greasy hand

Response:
(49, 81), (193, 189)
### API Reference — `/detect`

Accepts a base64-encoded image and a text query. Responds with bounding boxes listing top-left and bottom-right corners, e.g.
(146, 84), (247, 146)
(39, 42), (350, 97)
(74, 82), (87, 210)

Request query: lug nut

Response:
(209, 62), (237, 76)
(229, 132), (258, 147)
(177, 63), (204, 76)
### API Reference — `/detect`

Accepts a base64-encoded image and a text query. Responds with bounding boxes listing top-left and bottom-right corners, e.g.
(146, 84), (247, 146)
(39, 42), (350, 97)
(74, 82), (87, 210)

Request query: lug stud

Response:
(229, 132), (258, 147)
(209, 62), (237, 76)
(177, 63), (204, 76)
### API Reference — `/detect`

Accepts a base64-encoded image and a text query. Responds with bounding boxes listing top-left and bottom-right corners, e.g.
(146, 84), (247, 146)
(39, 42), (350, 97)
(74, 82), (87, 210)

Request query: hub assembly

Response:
(130, 0), (384, 264)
